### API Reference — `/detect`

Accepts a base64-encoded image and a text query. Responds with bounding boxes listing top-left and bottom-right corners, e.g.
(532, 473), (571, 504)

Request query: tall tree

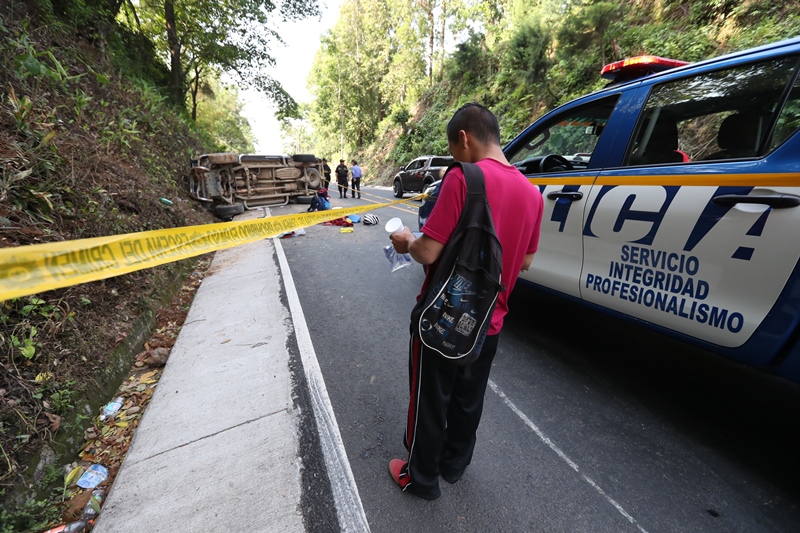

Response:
(308, 0), (427, 154)
(195, 76), (256, 152)
(135, 0), (320, 116)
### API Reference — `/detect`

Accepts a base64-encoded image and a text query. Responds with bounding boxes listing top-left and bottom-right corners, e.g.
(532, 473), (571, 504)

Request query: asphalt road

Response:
(275, 186), (800, 533)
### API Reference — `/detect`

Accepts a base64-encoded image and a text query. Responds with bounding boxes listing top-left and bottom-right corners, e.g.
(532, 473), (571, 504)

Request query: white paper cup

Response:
(385, 217), (404, 234)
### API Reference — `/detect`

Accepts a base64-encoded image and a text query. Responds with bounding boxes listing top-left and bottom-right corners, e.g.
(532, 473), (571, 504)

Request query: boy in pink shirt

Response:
(389, 103), (544, 500)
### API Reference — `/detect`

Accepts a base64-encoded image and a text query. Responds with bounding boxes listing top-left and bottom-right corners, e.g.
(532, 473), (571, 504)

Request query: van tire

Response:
(296, 194), (315, 204)
(214, 203), (245, 220)
(292, 154), (317, 163)
(305, 168), (322, 189)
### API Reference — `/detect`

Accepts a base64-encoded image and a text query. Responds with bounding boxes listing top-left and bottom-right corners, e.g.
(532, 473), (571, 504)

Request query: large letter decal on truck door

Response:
(584, 185), (679, 244)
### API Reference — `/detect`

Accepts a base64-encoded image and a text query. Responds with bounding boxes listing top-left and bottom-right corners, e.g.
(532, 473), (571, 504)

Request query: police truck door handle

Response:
(712, 193), (800, 208)
(546, 191), (584, 201)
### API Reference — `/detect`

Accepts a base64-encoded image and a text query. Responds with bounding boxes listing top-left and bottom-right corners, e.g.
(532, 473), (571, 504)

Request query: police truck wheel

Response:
(393, 180), (404, 198)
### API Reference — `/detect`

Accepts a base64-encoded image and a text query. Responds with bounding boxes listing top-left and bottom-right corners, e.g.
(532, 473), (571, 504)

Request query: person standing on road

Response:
(350, 160), (362, 198)
(322, 158), (332, 190)
(388, 103), (544, 500)
(335, 159), (349, 198)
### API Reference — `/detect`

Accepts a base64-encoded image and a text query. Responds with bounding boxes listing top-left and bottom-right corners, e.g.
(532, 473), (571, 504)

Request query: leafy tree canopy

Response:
(130, 0), (321, 119)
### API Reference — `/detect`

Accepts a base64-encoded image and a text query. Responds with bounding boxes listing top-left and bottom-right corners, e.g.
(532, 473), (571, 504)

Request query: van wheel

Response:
(393, 180), (404, 198)
(304, 167), (322, 189)
(214, 203), (245, 220)
(296, 194), (315, 204)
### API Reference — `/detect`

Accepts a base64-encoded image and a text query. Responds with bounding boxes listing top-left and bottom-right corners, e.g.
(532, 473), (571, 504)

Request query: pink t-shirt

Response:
(421, 158), (543, 335)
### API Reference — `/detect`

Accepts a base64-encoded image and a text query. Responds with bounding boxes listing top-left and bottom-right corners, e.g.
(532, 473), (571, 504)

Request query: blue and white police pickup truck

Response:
(504, 37), (800, 383)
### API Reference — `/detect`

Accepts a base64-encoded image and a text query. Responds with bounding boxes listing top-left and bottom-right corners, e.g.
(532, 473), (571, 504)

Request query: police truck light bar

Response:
(601, 55), (690, 83)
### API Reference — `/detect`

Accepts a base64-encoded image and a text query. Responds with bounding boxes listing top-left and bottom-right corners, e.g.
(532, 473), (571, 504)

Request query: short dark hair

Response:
(446, 103), (500, 146)
(351, 160), (357, 165)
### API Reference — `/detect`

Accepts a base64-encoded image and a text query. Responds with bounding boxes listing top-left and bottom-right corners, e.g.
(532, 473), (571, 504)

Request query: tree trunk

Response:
(418, 0), (434, 81)
(124, 0), (142, 30)
(165, 0), (184, 108)
(376, 77), (384, 124)
(428, 15), (434, 81)
(437, 0), (446, 81)
(190, 65), (200, 121)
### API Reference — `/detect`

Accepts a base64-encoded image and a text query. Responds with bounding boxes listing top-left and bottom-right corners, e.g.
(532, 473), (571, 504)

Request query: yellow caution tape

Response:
(0, 196), (421, 301)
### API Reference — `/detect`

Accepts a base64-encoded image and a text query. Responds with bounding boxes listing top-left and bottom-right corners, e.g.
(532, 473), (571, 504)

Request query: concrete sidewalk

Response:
(93, 209), (366, 532)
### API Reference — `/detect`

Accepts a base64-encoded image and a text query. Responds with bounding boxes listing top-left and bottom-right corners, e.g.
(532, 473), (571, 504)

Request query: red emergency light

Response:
(600, 55), (690, 84)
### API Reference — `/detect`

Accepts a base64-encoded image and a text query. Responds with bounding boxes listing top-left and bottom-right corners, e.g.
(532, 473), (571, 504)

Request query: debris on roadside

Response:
(322, 217), (354, 227)
(138, 346), (170, 368)
(76, 464), (108, 489)
(50, 258), (210, 528)
(278, 228), (307, 238)
(98, 397), (123, 422)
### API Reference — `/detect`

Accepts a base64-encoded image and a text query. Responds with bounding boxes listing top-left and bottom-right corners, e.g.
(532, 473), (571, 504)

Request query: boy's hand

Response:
(390, 227), (413, 254)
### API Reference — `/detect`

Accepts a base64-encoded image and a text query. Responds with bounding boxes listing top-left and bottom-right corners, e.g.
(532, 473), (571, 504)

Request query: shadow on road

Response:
(505, 283), (800, 501)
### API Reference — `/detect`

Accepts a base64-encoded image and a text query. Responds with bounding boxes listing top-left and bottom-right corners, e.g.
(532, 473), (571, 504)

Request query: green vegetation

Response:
(306, 0), (800, 177)
(0, 0), (289, 527)
(2, 0), (799, 529)
(126, 0), (319, 118)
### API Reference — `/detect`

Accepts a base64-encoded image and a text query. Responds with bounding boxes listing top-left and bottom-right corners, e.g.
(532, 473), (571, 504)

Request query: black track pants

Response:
(403, 332), (499, 499)
(351, 177), (361, 197)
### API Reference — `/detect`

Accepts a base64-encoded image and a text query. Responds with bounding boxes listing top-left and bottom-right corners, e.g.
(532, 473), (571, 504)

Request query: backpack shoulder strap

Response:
(458, 161), (484, 194)
(441, 161), (493, 235)
(442, 160), (482, 209)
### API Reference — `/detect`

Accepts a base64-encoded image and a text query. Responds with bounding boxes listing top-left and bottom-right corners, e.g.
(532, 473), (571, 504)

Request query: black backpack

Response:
(410, 162), (505, 365)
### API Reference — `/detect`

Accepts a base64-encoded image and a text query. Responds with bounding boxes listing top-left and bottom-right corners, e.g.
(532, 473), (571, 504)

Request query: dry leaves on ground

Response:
(59, 258), (210, 523)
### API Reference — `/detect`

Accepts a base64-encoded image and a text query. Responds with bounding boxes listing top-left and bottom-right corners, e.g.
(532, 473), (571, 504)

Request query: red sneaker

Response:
(388, 459), (441, 500)
(388, 459), (410, 489)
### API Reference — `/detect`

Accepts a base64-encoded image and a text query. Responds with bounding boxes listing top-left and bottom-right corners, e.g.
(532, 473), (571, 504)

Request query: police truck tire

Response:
(214, 203), (245, 220)
(393, 179), (404, 198)
(292, 154), (317, 163)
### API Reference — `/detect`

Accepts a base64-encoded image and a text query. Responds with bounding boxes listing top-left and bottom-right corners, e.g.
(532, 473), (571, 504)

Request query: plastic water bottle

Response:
(384, 218), (413, 272)
(99, 397), (124, 421)
(62, 520), (89, 532)
(42, 520), (89, 533)
(80, 489), (105, 520)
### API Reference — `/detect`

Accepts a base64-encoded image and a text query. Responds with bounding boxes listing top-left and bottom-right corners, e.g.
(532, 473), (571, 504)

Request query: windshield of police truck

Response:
(508, 96), (619, 171)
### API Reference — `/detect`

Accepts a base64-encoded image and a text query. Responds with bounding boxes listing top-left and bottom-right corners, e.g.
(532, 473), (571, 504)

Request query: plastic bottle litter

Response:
(64, 520), (89, 533)
(42, 489), (105, 532)
(384, 217), (413, 271)
(42, 520), (91, 533)
(80, 488), (106, 520)
(76, 464), (108, 489)
(159, 197), (173, 206)
(99, 396), (124, 421)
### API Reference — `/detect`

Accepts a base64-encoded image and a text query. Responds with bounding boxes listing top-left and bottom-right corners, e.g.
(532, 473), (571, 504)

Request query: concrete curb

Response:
(95, 224), (303, 531)
(93, 205), (372, 532)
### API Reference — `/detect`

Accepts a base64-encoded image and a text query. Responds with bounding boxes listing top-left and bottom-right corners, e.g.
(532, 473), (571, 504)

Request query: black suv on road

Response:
(393, 155), (453, 198)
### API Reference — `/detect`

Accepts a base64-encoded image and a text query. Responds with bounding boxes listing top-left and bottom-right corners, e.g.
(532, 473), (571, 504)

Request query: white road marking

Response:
(489, 379), (649, 533)
(275, 237), (371, 533)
